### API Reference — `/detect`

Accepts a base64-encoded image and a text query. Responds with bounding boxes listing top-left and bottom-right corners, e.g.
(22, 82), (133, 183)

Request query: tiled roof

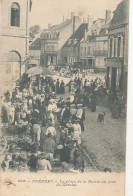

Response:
(63, 23), (88, 47)
(29, 38), (41, 50)
(99, 21), (111, 35)
(50, 19), (72, 31)
(109, 0), (129, 28)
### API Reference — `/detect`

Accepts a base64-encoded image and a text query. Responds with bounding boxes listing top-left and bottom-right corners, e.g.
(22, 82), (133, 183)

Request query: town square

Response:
(0, 0), (128, 174)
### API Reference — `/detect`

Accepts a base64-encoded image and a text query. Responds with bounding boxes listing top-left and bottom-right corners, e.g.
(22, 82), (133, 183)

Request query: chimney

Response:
(71, 12), (75, 33)
(105, 10), (111, 24)
(71, 12), (74, 19)
(63, 14), (65, 22)
(87, 15), (94, 29)
(83, 17), (86, 23)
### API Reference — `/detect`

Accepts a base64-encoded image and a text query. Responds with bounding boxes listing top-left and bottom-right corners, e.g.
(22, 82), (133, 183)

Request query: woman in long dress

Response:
(56, 79), (60, 94)
(60, 80), (65, 94)
(111, 99), (121, 119)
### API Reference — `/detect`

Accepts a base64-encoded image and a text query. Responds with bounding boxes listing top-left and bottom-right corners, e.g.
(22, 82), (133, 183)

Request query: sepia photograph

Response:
(0, 0), (130, 195)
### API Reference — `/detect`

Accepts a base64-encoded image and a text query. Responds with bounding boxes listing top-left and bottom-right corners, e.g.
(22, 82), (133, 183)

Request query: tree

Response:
(29, 25), (41, 40)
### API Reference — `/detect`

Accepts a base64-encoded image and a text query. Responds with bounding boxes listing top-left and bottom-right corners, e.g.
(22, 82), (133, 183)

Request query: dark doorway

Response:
(111, 67), (117, 90)
(88, 59), (93, 68)
(106, 67), (109, 88)
(119, 67), (123, 90)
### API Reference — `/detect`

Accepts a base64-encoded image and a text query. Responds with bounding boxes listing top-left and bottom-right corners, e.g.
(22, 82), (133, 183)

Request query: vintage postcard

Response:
(0, 0), (130, 195)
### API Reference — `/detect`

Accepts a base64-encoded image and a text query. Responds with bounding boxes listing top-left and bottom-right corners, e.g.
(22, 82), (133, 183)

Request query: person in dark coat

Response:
(40, 102), (47, 126)
(84, 92), (90, 108)
(60, 143), (71, 163)
(68, 80), (72, 93)
(51, 81), (55, 92)
(73, 146), (85, 172)
(60, 80), (65, 94)
(111, 99), (121, 119)
(56, 79), (60, 94)
(2, 106), (8, 124)
(28, 152), (38, 172)
(62, 106), (70, 123)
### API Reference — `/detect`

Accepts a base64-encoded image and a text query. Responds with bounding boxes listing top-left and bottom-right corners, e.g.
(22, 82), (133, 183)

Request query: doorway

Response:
(111, 67), (117, 90)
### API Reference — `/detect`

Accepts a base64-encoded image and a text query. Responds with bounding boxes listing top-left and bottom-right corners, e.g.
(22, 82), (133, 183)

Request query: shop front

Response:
(105, 58), (124, 91)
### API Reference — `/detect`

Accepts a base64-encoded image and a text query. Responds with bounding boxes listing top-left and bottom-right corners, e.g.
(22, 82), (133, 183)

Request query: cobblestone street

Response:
(62, 90), (126, 173)
(83, 106), (126, 172)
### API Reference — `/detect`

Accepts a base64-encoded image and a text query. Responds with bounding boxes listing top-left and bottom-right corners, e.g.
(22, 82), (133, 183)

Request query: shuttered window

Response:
(11, 2), (20, 27)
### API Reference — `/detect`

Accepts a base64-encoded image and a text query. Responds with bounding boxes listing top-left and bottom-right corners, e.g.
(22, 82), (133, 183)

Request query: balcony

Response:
(93, 50), (108, 56)
(41, 50), (58, 54)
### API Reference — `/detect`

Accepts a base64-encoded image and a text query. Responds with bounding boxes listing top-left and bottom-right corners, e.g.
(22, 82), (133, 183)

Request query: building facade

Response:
(29, 37), (41, 65)
(105, 0), (129, 92)
(80, 11), (111, 71)
(60, 23), (88, 66)
(0, 0), (31, 92)
(40, 13), (82, 66)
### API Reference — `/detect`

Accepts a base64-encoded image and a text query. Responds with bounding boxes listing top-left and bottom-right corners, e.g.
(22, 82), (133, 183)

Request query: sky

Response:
(29, 0), (122, 29)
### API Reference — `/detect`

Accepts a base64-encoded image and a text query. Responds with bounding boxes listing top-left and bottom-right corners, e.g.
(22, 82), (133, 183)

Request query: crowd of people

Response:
(1, 76), (87, 173)
(0, 72), (126, 173)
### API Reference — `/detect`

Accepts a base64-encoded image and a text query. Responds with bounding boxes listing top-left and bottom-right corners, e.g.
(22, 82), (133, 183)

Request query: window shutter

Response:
(108, 39), (110, 57)
(115, 37), (118, 57)
(120, 36), (124, 57)
(112, 38), (114, 57)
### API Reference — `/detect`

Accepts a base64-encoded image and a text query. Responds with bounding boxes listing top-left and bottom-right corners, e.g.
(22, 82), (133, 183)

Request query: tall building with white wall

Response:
(0, 0), (32, 93)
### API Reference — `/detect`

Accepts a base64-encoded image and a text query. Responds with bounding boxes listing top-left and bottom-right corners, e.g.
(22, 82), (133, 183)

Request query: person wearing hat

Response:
(42, 133), (56, 164)
(1, 154), (12, 171)
(60, 80), (65, 94)
(47, 100), (57, 112)
(70, 104), (77, 121)
(60, 142), (71, 164)
(60, 127), (68, 144)
(90, 92), (96, 112)
(36, 153), (52, 173)
(9, 103), (15, 124)
(51, 80), (55, 93)
(45, 124), (56, 140)
(76, 104), (84, 132)
(72, 119), (81, 144)
(76, 104), (83, 117)
(33, 108), (40, 121)
(73, 146), (85, 172)
(47, 110), (55, 126)
(62, 105), (71, 124)
(66, 119), (74, 134)
(56, 79), (60, 94)
(28, 149), (38, 172)
(66, 97), (71, 107)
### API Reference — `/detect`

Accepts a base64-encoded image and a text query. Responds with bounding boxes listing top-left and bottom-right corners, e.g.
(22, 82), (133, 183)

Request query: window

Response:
(52, 45), (54, 51)
(114, 38), (116, 57)
(84, 47), (86, 55)
(88, 47), (90, 55)
(118, 37), (121, 57)
(11, 2), (20, 27)
(110, 38), (113, 57)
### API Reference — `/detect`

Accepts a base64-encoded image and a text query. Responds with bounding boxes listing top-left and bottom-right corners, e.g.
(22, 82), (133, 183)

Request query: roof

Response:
(109, 0), (129, 28)
(63, 23), (88, 47)
(50, 19), (72, 32)
(29, 38), (41, 50)
(99, 21), (111, 35)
